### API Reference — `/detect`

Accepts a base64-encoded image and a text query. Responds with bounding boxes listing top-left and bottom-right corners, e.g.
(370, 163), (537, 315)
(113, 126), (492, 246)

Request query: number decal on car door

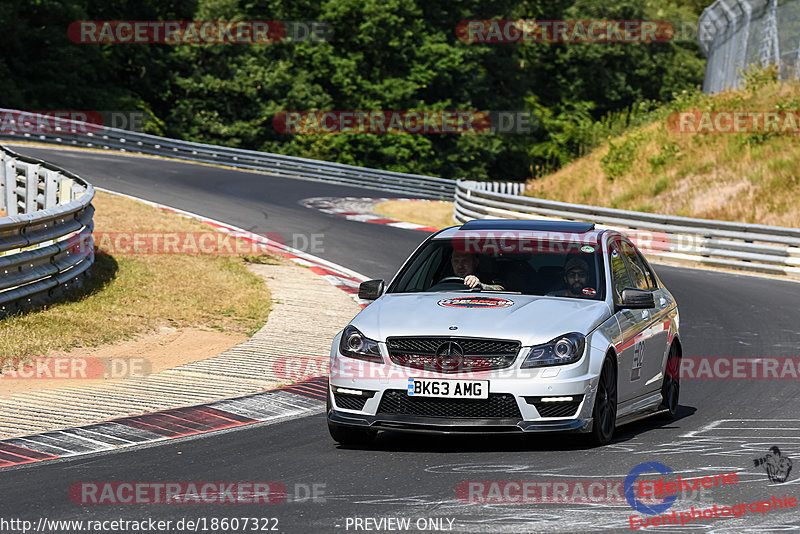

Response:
(631, 340), (645, 381)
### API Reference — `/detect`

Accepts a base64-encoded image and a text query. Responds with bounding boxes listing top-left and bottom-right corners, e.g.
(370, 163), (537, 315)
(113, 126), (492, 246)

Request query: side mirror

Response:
(619, 288), (654, 309)
(358, 279), (385, 300)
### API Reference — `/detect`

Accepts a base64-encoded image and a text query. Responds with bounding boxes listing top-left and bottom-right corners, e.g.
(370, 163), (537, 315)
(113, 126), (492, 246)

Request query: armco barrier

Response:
(0, 144), (95, 313)
(0, 109), (455, 200)
(454, 180), (800, 279)
(4, 110), (798, 280)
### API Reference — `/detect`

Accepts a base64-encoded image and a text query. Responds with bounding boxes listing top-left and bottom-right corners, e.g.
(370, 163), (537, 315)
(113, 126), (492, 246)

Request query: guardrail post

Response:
(4, 157), (17, 216)
(44, 169), (59, 208)
(25, 163), (39, 213)
(0, 153), (5, 214)
(58, 178), (74, 205)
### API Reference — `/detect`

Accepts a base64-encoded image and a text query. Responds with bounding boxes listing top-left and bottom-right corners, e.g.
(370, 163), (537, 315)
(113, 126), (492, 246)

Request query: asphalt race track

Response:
(3, 146), (800, 533)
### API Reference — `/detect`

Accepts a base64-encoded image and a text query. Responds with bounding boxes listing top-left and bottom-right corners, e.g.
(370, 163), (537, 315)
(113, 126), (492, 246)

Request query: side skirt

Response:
(615, 392), (663, 426)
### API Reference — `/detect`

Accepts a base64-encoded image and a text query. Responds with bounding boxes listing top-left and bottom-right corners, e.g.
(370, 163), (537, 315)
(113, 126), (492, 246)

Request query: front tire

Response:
(590, 357), (617, 446)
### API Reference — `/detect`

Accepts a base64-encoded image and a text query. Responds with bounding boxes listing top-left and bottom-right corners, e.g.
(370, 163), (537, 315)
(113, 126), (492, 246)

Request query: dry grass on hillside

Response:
(527, 81), (800, 228)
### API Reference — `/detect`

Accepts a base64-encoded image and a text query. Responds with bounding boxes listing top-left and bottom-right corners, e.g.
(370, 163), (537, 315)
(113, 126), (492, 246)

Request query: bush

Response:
(601, 135), (640, 181)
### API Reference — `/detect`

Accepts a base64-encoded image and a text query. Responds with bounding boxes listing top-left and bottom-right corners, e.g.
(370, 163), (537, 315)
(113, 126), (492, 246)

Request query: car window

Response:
(388, 237), (605, 299)
(635, 249), (658, 289)
(394, 243), (445, 291)
(609, 241), (632, 303)
(621, 241), (649, 290)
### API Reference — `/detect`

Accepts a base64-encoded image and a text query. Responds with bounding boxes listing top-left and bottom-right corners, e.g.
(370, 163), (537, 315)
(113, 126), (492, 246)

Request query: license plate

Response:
(407, 378), (489, 399)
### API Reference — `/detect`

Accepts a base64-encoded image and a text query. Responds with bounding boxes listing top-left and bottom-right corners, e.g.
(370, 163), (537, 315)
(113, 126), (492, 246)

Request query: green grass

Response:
(0, 192), (274, 359)
(579, 186), (597, 201)
(651, 177), (669, 196)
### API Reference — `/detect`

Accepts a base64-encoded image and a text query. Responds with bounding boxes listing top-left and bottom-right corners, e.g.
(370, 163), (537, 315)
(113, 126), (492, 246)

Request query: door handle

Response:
(642, 310), (650, 320)
(659, 297), (666, 307)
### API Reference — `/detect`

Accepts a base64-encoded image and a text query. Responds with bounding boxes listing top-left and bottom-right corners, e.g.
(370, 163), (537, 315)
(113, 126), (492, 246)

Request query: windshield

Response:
(388, 236), (606, 300)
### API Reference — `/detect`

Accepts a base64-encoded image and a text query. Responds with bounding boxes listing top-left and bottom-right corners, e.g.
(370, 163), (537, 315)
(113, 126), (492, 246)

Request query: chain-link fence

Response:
(700, 0), (800, 93)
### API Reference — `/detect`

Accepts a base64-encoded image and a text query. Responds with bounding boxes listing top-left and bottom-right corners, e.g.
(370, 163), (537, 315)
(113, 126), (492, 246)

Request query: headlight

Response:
(521, 333), (586, 368)
(339, 325), (382, 363)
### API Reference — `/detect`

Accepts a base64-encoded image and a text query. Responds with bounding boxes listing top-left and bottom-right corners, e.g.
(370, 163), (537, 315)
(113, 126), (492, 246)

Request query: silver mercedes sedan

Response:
(327, 219), (681, 447)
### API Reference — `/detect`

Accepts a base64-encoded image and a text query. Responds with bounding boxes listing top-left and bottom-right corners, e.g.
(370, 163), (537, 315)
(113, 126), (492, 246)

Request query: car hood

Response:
(351, 292), (612, 346)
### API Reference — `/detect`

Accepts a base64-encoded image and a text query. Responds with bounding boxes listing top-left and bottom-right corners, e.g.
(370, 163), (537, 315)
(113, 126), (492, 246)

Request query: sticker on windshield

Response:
(582, 287), (597, 296)
(581, 245), (595, 253)
(438, 297), (514, 309)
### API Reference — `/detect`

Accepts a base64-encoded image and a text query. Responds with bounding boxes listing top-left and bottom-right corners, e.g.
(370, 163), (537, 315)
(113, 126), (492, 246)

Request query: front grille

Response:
(377, 390), (522, 419)
(525, 396), (583, 418)
(386, 337), (520, 374)
(534, 402), (581, 418)
(334, 393), (369, 411)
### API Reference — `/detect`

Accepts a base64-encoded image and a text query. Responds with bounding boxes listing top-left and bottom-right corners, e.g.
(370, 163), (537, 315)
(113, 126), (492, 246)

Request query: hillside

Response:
(525, 78), (800, 228)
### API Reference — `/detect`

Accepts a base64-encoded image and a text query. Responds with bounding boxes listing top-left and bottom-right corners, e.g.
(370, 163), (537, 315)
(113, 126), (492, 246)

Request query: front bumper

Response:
(328, 331), (605, 436)
(327, 374), (598, 435)
(328, 408), (590, 435)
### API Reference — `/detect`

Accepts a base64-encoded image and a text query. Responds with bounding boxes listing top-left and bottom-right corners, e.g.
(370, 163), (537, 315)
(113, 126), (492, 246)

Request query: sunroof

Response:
(459, 219), (596, 233)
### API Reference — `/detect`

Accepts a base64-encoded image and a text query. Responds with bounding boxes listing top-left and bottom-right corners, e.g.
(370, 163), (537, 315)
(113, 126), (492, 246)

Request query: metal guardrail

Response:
(5, 110), (797, 279)
(461, 181), (526, 196)
(0, 144), (95, 313)
(454, 180), (800, 279)
(0, 109), (456, 200)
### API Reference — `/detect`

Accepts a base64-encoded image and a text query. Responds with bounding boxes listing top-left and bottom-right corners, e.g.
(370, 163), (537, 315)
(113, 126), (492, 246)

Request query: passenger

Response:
(548, 257), (591, 298)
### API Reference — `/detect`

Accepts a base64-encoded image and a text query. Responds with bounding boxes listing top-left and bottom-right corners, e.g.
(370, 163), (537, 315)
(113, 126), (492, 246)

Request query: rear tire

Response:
(326, 389), (376, 447)
(590, 357), (617, 446)
(659, 344), (680, 419)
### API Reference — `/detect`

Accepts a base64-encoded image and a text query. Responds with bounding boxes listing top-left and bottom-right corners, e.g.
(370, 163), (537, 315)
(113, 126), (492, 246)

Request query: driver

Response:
(450, 251), (504, 290)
